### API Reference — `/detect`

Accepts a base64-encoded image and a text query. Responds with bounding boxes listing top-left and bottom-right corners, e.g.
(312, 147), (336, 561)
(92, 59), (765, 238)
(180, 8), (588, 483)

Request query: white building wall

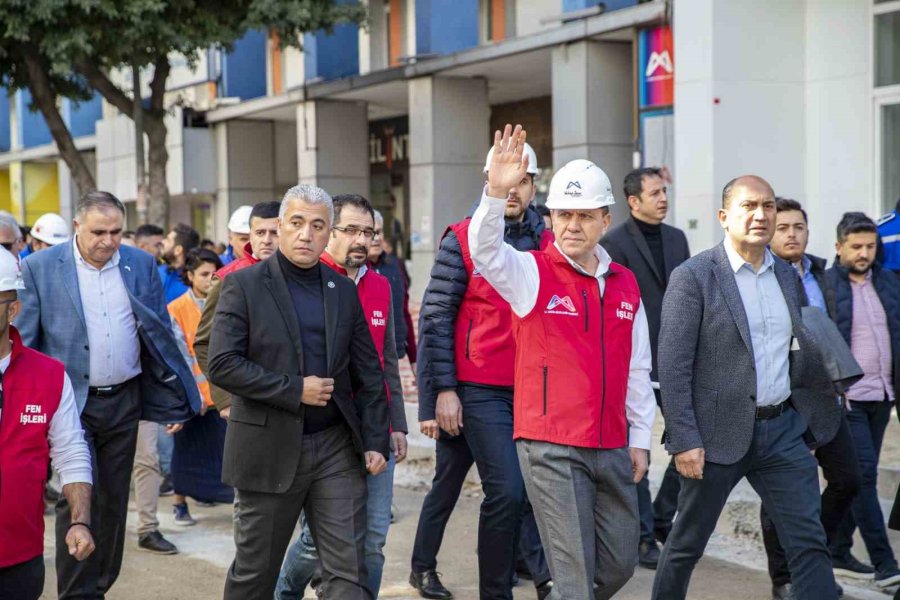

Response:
(513, 0), (559, 37)
(673, 0), (871, 258)
(803, 0), (870, 259)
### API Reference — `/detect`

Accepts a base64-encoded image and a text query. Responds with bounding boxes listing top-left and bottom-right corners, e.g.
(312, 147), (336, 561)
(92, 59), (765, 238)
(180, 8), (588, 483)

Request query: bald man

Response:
(651, 176), (842, 600)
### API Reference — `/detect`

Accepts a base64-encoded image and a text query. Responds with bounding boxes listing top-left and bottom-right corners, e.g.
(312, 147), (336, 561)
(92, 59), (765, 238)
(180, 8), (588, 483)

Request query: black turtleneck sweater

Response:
(634, 217), (666, 283)
(277, 251), (342, 434)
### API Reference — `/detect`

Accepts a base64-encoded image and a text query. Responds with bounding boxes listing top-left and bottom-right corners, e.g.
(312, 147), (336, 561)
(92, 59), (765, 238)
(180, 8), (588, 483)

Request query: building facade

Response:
(1, 0), (895, 296)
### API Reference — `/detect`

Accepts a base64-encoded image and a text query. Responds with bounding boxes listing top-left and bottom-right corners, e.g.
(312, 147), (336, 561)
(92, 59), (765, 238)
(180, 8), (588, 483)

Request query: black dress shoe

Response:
(137, 530), (178, 555)
(409, 570), (452, 599)
(771, 583), (796, 600)
(639, 540), (661, 569)
(536, 581), (553, 600)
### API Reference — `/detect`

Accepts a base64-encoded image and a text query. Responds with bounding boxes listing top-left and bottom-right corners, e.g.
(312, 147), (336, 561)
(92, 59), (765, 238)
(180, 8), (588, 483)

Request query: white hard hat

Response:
(0, 246), (24, 292)
(484, 142), (540, 176)
(227, 205), (253, 234)
(31, 213), (70, 246)
(545, 160), (616, 210)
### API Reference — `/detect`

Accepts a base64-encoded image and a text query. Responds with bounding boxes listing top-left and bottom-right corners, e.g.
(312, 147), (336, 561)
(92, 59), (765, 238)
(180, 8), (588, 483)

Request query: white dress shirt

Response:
(723, 241), (792, 407)
(468, 191), (656, 450)
(0, 349), (92, 486)
(73, 238), (141, 386)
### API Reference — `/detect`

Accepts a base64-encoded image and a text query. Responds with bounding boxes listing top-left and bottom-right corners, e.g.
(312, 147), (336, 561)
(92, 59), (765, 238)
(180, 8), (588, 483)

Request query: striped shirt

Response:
(847, 272), (894, 401)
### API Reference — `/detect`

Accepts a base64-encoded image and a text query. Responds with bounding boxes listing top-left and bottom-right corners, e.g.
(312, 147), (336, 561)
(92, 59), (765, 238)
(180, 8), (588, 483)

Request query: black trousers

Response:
(224, 424), (371, 600)
(0, 555), (44, 600)
(56, 378), (141, 600)
(760, 411), (861, 585)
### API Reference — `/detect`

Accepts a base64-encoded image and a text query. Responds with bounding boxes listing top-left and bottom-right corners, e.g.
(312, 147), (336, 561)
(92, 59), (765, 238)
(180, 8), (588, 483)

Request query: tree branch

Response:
(148, 54), (170, 118)
(74, 60), (134, 118)
(22, 45), (96, 194)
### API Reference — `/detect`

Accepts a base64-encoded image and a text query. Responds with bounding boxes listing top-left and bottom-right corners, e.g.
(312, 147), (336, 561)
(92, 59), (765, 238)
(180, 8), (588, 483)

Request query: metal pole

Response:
(132, 65), (147, 224)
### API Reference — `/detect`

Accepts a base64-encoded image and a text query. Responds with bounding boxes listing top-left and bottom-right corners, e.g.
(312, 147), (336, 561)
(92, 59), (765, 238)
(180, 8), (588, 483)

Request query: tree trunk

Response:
(22, 47), (96, 195)
(145, 117), (170, 227)
(144, 56), (171, 228)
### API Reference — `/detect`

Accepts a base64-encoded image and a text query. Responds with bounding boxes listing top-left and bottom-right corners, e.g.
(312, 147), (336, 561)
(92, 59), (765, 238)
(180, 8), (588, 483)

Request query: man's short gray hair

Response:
(279, 185), (334, 223)
(373, 209), (384, 226)
(0, 211), (21, 240)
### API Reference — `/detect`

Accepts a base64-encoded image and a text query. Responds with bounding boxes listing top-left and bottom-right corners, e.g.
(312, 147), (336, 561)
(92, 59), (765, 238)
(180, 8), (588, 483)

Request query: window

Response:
(882, 104), (900, 211)
(876, 9), (900, 86)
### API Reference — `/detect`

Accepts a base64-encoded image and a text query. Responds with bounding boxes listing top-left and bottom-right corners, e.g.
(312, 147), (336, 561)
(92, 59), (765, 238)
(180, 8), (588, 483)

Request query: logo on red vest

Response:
(616, 300), (635, 321)
(370, 309), (386, 328)
(20, 404), (47, 425)
(545, 294), (578, 316)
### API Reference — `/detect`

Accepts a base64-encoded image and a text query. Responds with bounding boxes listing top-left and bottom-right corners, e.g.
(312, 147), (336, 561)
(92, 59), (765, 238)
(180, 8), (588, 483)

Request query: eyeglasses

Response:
(333, 226), (378, 240)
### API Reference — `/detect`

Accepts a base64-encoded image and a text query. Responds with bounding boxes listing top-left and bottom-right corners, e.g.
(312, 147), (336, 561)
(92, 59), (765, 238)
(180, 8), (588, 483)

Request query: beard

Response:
(505, 201), (525, 221)
(344, 245), (368, 268)
(847, 260), (873, 275)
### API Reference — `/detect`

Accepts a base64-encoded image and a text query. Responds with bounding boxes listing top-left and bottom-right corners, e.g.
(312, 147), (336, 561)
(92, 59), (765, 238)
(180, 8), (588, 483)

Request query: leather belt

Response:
(88, 381), (130, 398)
(755, 401), (790, 420)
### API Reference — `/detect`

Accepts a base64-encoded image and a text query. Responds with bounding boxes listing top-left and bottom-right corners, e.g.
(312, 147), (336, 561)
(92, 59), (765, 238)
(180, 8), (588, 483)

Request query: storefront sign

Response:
(639, 25), (674, 108)
(369, 117), (409, 171)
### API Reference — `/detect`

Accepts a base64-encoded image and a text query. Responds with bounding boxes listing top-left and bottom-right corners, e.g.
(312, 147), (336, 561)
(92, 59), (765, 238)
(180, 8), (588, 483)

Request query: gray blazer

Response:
(658, 242), (841, 465)
(16, 243), (201, 422)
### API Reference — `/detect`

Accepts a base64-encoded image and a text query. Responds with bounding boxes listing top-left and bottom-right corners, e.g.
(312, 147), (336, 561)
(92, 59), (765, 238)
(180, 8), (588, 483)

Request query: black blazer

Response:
(208, 253), (390, 494)
(601, 216), (691, 381)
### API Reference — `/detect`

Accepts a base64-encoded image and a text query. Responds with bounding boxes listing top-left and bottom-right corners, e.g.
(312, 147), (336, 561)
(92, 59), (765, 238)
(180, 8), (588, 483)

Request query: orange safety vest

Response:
(168, 291), (213, 407)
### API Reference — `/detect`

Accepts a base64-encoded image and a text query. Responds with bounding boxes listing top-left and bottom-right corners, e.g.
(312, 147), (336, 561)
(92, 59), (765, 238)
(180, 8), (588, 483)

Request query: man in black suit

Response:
(600, 167), (690, 567)
(208, 184), (390, 600)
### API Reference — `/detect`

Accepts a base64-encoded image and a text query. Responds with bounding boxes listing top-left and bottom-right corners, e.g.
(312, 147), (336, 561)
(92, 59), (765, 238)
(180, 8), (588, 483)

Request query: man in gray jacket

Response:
(651, 176), (841, 600)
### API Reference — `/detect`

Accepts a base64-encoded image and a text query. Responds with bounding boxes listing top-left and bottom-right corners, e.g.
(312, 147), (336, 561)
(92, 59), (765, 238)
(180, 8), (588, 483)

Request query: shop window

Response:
(875, 9), (900, 87)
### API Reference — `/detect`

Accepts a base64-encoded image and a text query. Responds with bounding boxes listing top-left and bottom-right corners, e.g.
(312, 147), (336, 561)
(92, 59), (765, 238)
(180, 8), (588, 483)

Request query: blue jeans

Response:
(157, 426), (174, 478)
(275, 454), (395, 599)
(831, 400), (897, 571)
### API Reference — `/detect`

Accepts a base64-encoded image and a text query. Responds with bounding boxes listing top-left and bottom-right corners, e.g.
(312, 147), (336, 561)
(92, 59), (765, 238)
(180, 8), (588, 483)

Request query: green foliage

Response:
(0, 0), (367, 107)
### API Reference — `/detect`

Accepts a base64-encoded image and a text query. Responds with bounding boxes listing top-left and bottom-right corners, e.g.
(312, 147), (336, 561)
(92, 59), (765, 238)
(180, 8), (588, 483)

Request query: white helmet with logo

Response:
(31, 212), (70, 246)
(0, 246), (24, 292)
(227, 205), (253, 234)
(484, 142), (540, 176)
(545, 159), (615, 210)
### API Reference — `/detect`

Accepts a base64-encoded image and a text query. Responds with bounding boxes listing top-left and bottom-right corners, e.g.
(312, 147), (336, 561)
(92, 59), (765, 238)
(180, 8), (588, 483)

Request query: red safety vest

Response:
(449, 218), (554, 387)
(0, 327), (66, 567)
(215, 242), (259, 280)
(320, 253), (393, 377)
(513, 244), (640, 449)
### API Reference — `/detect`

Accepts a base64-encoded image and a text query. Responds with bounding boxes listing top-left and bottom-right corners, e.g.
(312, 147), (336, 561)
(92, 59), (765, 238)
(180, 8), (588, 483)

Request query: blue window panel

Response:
(0, 92), (9, 152)
(222, 29), (267, 100)
(563, 0), (636, 12)
(416, 0), (478, 56)
(18, 90), (53, 148)
(304, 0), (360, 82)
(67, 94), (102, 138)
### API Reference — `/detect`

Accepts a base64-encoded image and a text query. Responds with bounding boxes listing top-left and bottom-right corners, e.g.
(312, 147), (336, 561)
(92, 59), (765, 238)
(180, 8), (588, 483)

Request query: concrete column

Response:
(552, 40), (633, 225)
(672, 0), (806, 253)
(296, 100), (369, 196)
(407, 76), (489, 300)
(213, 120), (277, 242)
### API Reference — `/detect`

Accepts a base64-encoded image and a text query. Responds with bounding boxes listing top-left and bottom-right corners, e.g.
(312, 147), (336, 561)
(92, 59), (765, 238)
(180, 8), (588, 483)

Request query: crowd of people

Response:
(0, 121), (900, 600)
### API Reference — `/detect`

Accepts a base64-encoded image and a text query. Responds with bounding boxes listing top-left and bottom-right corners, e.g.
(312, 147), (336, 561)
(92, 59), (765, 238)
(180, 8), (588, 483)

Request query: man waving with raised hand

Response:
(468, 124), (656, 600)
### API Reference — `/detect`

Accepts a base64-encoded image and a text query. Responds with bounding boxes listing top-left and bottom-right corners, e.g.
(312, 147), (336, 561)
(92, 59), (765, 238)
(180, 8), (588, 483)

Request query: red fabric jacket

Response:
(320, 253), (392, 370)
(450, 219), (553, 387)
(215, 242), (259, 280)
(0, 327), (66, 567)
(513, 244), (640, 449)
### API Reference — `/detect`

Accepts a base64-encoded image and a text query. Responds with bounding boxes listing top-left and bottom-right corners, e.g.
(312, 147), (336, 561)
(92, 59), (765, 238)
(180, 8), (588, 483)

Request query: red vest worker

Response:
(0, 246), (93, 599)
(469, 125), (656, 600)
